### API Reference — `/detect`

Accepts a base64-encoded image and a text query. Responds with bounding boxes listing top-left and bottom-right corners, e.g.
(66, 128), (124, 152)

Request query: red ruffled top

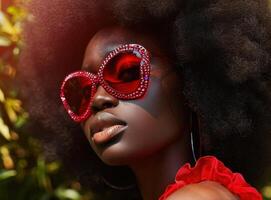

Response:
(159, 156), (262, 200)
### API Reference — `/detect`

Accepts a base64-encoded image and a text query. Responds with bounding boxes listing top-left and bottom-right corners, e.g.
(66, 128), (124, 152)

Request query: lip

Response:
(89, 112), (127, 138)
(92, 124), (128, 144)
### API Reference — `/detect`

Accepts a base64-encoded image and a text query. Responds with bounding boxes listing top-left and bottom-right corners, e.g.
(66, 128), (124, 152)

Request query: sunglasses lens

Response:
(103, 51), (141, 94)
(63, 76), (92, 115)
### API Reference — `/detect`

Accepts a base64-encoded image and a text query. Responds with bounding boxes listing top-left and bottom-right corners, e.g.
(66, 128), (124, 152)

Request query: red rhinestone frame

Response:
(60, 44), (151, 122)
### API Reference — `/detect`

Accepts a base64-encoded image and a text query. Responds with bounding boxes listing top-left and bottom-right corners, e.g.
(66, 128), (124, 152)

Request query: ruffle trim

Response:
(159, 156), (262, 200)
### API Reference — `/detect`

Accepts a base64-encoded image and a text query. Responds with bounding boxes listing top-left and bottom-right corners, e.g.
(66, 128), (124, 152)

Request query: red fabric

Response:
(159, 156), (262, 200)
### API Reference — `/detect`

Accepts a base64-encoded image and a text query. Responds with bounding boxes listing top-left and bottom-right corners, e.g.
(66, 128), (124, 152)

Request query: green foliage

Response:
(0, 1), (270, 199)
(0, 1), (95, 199)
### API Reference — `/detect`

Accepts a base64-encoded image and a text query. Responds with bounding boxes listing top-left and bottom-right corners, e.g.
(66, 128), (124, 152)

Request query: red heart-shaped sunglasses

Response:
(60, 44), (152, 122)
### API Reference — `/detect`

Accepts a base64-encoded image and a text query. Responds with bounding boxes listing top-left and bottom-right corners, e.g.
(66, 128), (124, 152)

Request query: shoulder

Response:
(166, 181), (239, 200)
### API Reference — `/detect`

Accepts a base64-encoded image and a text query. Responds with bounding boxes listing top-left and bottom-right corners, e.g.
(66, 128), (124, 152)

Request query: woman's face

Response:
(80, 26), (189, 165)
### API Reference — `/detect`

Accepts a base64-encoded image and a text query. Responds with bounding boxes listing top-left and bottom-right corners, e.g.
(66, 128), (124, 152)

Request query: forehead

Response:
(81, 27), (168, 73)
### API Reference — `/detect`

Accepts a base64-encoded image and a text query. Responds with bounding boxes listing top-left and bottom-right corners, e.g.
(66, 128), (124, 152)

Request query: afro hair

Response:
(18, 0), (271, 198)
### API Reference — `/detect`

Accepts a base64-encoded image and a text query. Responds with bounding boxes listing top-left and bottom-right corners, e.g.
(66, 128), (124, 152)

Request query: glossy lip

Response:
(92, 124), (128, 145)
(89, 112), (127, 138)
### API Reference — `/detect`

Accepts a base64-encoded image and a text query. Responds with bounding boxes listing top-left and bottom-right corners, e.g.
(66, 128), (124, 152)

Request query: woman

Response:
(19, 0), (271, 199)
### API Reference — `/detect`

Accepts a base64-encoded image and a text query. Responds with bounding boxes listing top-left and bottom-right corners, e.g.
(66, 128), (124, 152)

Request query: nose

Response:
(91, 85), (119, 114)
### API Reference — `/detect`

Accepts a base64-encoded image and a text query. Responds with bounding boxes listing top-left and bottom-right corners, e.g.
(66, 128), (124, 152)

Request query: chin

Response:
(100, 151), (133, 166)
(95, 142), (132, 166)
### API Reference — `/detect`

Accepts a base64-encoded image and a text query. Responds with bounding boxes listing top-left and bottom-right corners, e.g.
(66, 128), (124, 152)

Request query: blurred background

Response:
(0, 0), (100, 199)
(0, 0), (270, 199)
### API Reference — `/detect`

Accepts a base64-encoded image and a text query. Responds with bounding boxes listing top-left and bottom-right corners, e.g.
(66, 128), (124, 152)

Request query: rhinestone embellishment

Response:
(60, 44), (151, 122)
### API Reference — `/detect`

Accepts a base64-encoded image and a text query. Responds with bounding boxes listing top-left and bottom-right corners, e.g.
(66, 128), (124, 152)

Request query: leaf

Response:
(0, 88), (5, 102)
(0, 170), (16, 180)
(4, 98), (23, 123)
(0, 146), (14, 169)
(7, 98), (22, 112)
(7, 6), (22, 17)
(35, 157), (52, 191)
(0, 12), (21, 42)
(0, 117), (11, 140)
(0, 12), (16, 35)
(0, 36), (11, 46)
(262, 185), (271, 199)
(14, 112), (28, 128)
(55, 187), (81, 200)
(46, 161), (60, 173)
(7, 6), (28, 22)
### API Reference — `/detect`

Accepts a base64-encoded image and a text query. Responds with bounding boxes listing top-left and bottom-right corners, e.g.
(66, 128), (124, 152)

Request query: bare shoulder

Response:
(166, 181), (240, 200)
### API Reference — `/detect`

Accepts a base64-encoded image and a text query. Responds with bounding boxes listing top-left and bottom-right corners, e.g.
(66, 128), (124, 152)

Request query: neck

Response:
(129, 136), (193, 200)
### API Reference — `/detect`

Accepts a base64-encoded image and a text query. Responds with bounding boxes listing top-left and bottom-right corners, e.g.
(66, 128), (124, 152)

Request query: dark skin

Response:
(80, 26), (239, 200)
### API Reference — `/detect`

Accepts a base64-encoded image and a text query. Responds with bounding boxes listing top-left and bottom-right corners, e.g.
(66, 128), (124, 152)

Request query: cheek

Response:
(98, 81), (184, 165)
(80, 75), (186, 166)
(96, 103), (181, 165)
(122, 76), (181, 147)
(130, 77), (163, 118)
